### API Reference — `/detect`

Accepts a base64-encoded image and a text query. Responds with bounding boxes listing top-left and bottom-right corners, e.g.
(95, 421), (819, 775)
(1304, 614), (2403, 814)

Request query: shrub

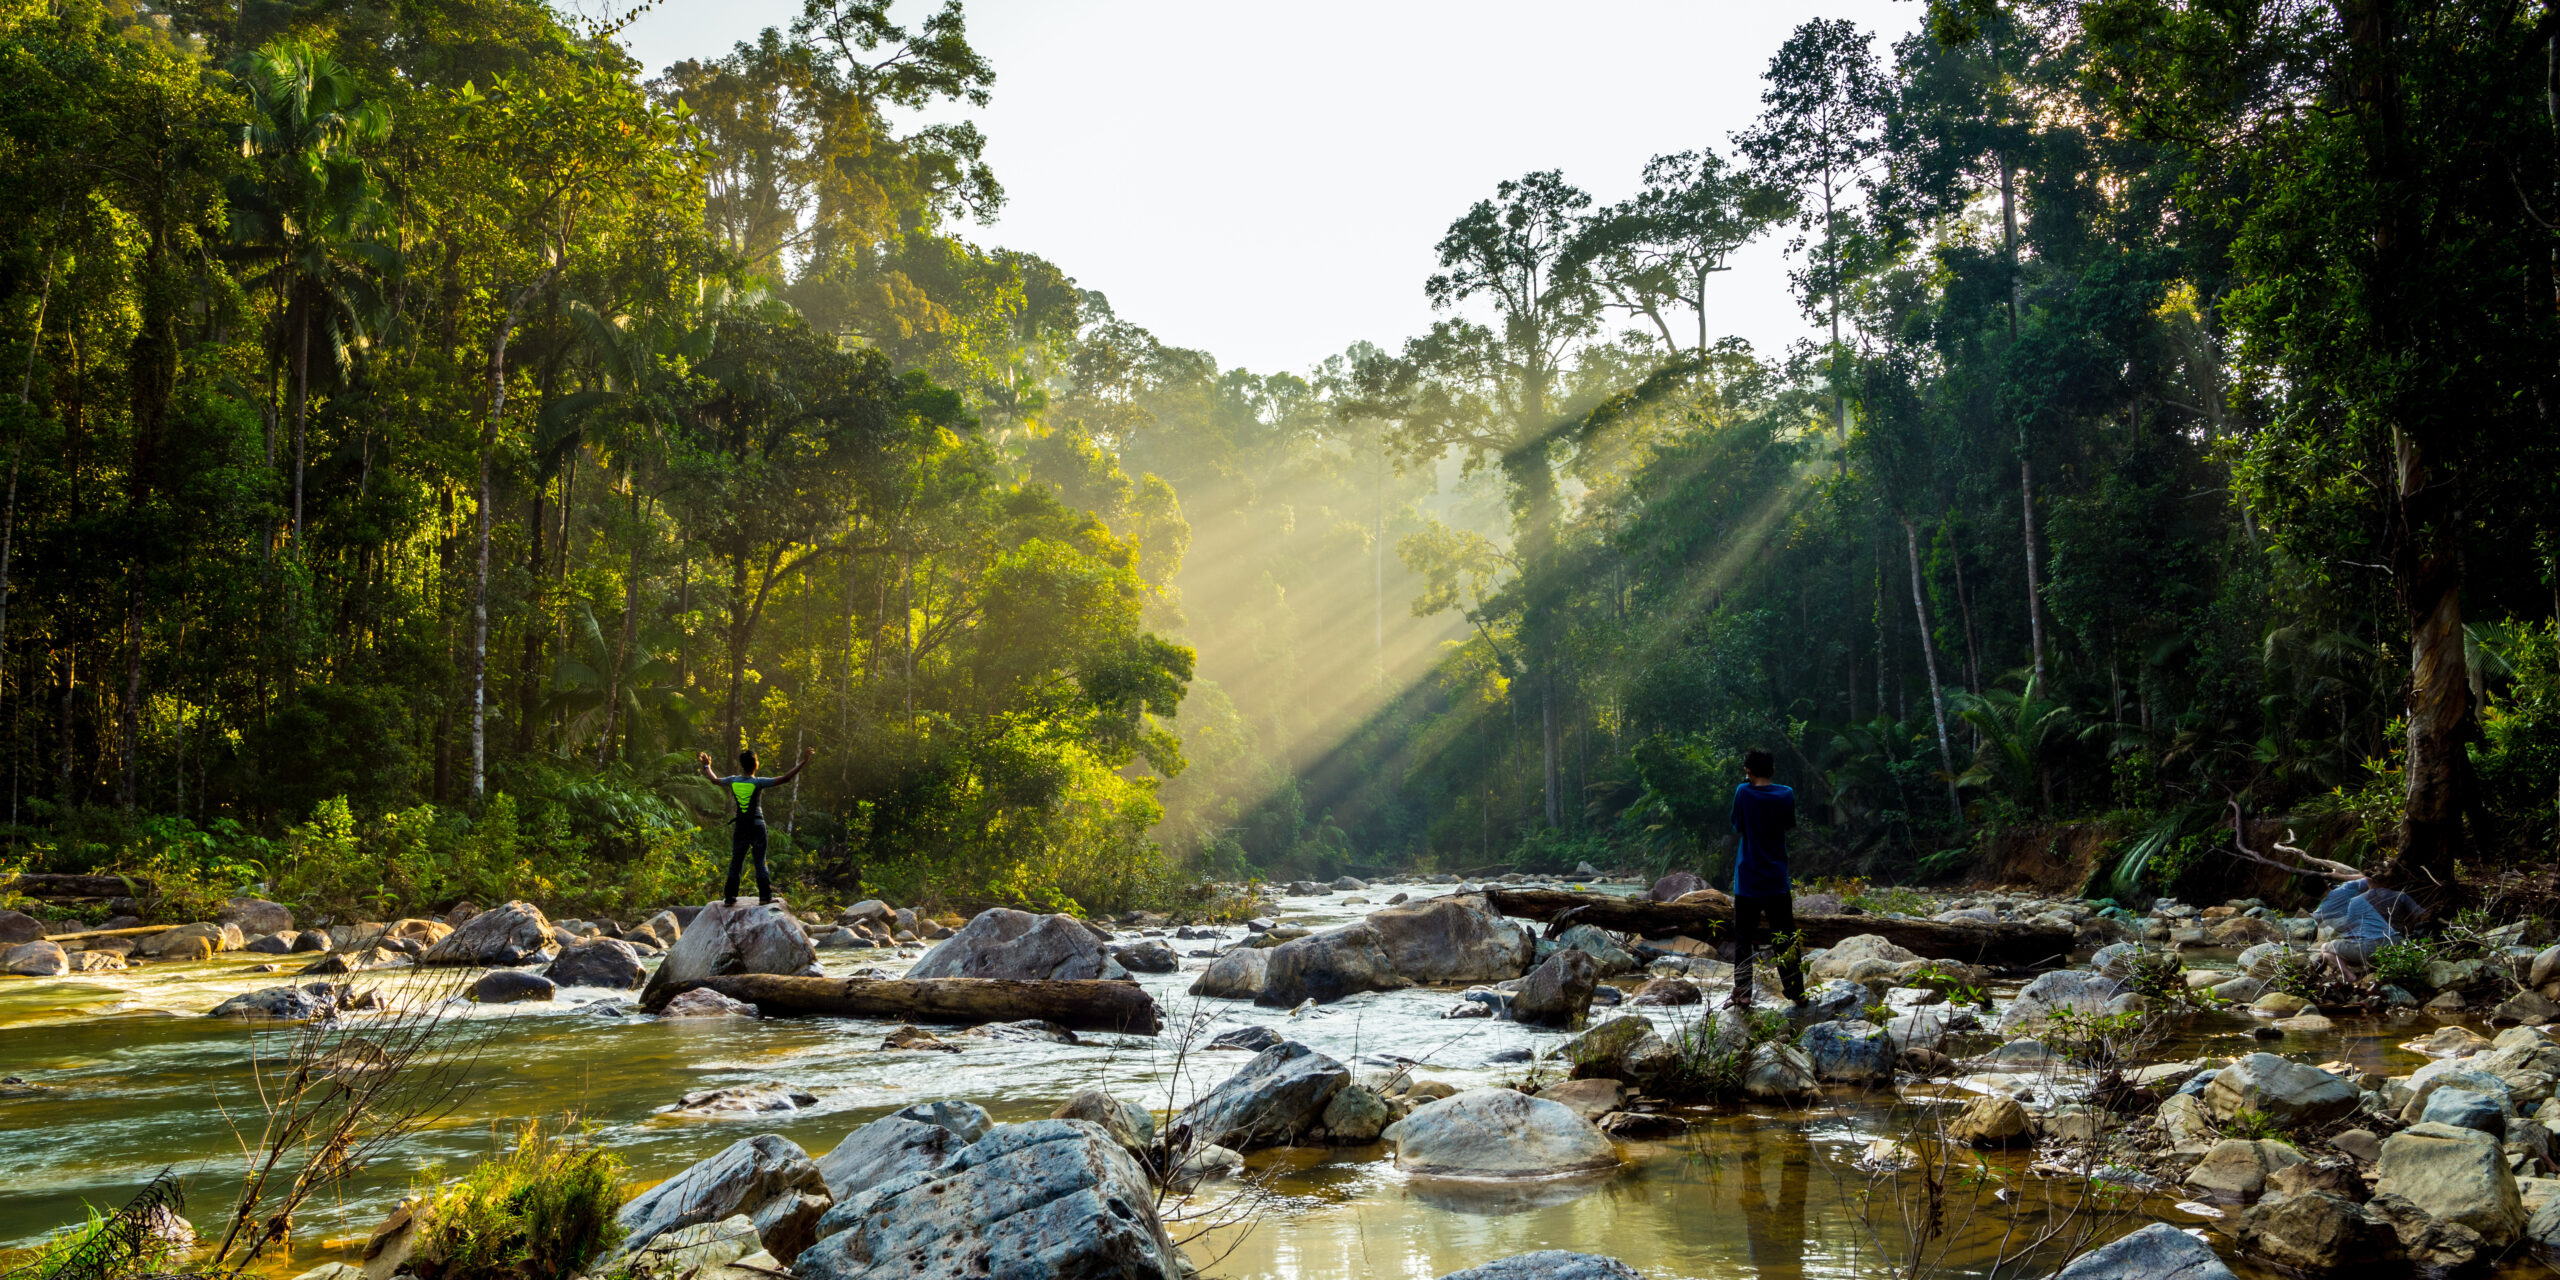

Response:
(2372, 938), (2433, 988)
(418, 1122), (625, 1280)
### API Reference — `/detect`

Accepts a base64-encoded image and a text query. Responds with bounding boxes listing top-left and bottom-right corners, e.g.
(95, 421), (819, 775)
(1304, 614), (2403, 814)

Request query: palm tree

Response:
(229, 39), (394, 552)
(1953, 673), (2080, 817)
(544, 602), (697, 764)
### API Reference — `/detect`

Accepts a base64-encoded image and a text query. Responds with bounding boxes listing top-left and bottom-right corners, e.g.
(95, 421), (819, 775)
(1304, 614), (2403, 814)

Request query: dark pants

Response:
(1731, 891), (1804, 1004)
(725, 821), (770, 904)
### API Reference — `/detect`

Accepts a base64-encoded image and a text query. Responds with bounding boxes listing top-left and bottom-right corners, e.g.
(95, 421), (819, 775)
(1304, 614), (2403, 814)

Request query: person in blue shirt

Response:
(1727, 749), (1803, 1009)
(2312, 871), (2400, 982)
(696, 745), (816, 907)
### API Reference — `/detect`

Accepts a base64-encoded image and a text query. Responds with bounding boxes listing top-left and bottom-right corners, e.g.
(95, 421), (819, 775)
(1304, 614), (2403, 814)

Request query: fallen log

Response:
(39, 925), (174, 942)
(1484, 887), (2075, 969)
(638, 974), (1163, 1033)
(4, 873), (152, 900)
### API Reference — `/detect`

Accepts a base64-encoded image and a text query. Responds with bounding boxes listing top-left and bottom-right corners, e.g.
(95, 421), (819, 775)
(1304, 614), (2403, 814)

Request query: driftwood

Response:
(38, 924), (173, 942)
(1484, 887), (2075, 969)
(638, 974), (1163, 1033)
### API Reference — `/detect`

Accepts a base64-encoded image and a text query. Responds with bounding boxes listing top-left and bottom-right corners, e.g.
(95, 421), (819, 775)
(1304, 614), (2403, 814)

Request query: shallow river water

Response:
(0, 886), (2538, 1278)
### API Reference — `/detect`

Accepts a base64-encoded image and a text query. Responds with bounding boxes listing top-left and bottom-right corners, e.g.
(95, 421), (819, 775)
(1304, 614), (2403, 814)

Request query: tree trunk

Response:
(639, 974), (1163, 1033)
(1906, 520), (1964, 827)
(1484, 887), (2072, 968)
(473, 272), (556, 797)
(2021, 458), (2048, 686)
(292, 307), (308, 550)
(2387, 426), (2472, 888)
(1541, 674), (1561, 828)
(597, 486), (641, 766)
(721, 552), (752, 755)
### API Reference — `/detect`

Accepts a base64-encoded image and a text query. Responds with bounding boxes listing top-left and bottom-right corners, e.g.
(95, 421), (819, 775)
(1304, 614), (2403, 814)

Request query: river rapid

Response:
(0, 883), (2536, 1279)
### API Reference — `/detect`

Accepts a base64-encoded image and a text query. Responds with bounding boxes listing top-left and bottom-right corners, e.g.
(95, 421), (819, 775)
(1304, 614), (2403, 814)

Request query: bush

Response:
(418, 1122), (625, 1280)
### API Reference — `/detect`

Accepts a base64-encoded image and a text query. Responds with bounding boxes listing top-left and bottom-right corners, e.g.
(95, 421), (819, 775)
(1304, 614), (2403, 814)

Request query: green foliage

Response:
(2220, 1110), (2294, 1146)
(2040, 1009), (2157, 1070)
(418, 1123), (626, 1280)
(2371, 940), (2433, 990)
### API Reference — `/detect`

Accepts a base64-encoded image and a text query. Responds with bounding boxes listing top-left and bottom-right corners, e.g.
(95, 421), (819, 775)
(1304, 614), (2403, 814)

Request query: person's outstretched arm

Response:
(771, 745), (818, 785)
(695, 751), (721, 784)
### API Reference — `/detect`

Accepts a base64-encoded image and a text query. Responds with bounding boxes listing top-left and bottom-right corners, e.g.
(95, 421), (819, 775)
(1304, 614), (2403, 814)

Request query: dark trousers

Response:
(1731, 891), (1804, 1004)
(725, 821), (771, 903)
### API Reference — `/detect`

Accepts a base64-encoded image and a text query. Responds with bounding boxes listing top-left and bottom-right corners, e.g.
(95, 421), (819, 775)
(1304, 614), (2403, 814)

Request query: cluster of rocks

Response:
(810, 899), (957, 951)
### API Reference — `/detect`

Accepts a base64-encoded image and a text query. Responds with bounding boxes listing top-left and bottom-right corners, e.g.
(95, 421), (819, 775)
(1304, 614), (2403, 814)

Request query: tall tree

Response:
(1736, 17), (1889, 440)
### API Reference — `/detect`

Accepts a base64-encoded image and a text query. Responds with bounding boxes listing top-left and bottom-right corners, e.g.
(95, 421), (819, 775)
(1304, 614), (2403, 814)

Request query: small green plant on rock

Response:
(2372, 938), (2433, 989)
(2040, 1009), (2157, 1070)
(2220, 1109), (2295, 1146)
(419, 1121), (626, 1280)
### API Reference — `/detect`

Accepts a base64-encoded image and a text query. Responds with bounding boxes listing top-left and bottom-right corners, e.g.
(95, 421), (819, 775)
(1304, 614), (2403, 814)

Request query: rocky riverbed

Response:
(5, 874), (2560, 1279)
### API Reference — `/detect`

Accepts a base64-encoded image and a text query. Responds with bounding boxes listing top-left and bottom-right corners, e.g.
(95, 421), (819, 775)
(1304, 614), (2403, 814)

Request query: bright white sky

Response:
(617, 0), (1926, 379)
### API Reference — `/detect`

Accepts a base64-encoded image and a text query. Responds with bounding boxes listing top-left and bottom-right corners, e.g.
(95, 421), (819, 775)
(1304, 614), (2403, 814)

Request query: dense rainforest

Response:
(0, 0), (2555, 922)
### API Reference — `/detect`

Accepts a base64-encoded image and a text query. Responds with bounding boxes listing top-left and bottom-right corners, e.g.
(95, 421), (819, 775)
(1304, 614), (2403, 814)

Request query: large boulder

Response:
(617, 1134), (832, 1264)
(639, 902), (818, 1005)
(815, 1108), (984, 1201)
(1363, 895), (1534, 983)
(1053, 1088), (1156, 1155)
(1647, 872), (1708, 902)
(419, 901), (557, 967)
(794, 1120), (1180, 1280)
(1510, 949), (1599, 1028)
(2374, 1121), (2527, 1247)
(546, 938), (647, 990)
(1798, 1020), (1895, 1084)
(1950, 1094), (2034, 1147)
(1381, 1087), (1620, 1179)
(1, 941), (67, 976)
(1811, 934), (1924, 983)
(1436, 1252), (1644, 1280)
(218, 897), (294, 935)
(2235, 1192), (2400, 1275)
(1561, 1016), (1676, 1085)
(1999, 970), (2123, 1032)
(1166, 1041), (1347, 1152)
(1546, 925), (1637, 976)
(1255, 924), (1400, 1006)
(2203, 1054), (2361, 1127)
(1741, 1044), (1818, 1100)
(207, 983), (343, 1020)
(472, 969), (555, 1004)
(906, 909), (1125, 982)
(0, 910), (40, 944)
(1188, 948), (1268, 1000)
(136, 922), (243, 959)
(2047, 1222), (2237, 1279)
(2184, 1139), (2305, 1200)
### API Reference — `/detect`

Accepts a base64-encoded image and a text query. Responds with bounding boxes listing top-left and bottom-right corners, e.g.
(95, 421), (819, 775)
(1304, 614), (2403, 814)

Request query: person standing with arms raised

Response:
(1726, 748), (1804, 1009)
(696, 745), (816, 907)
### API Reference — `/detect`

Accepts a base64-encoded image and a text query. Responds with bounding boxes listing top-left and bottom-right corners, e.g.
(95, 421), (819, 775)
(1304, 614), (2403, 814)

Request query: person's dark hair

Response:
(738, 749), (758, 773)
(1743, 749), (1775, 779)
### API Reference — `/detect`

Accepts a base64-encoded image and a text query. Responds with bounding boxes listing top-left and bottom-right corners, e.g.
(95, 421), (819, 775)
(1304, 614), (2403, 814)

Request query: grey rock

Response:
(1110, 941), (1178, 974)
(907, 909), (1126, 983)
(218, 897), (295, 935)
(617, 1133), (832, 1264)
(640, 902), (819, 1006)
(546, 938), (647, 990)
(1, 941), (67, 976)
(208, 983), (343, 1020)
(1255, 924), (1401, 1006)
(136, 921), (244, 958)
(662, 988), (759, 1018)
(2000, 970), (2123, 1033)
(244, 932), (299, 955)
(1188, 948), (1268, 1000)
(1798, 1019), (1895, 1084)
(1510, 949), (1598, 1028)
(1741, 1044), (1818, 1100)
(1559, 1016), (1675, 1085)
(1053, 1088), (1155, 1154)
(895, 1100), (993, 1142)
(2374, 1121), (2526, 1247)
(1166, 1041), (1347, 1151)
(290, 930), (332, 953)
(816, 1115), (971, 1202)
(675, 1083), (821, 1114)
(2419, 1085), (2508, 1136)
(2046, 1222), (2236, 1279)
(472, 969), (556, 1003)
(1363, 895), (1535, 984)
(2204, 1054), (2361, 1127)
(1204, 1024), (1282, 1052)
(1436, 1251), (1644, 1280)
(2184, 1139), (2305, 1200)
(797, 1120), (1179, 1280)
(1547, 924), (1637, 976)
(1381, 1087), (1618, 1178)
(419, 900), (557, 966)
(959, 1019), (1076, 1043)
(0, 910), (40, 944)
(1793, 978), (1867, 1025)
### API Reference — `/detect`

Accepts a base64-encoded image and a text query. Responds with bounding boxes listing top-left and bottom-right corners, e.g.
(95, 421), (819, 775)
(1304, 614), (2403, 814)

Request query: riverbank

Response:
(4, 876), (2557, 1279)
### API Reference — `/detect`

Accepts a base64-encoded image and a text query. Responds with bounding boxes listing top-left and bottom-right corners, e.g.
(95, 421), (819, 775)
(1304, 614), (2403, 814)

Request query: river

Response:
(0, 884), (2530, 1278)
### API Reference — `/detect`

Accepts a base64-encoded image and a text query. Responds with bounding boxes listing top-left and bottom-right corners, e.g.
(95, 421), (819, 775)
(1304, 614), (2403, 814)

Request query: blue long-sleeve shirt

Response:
(1729, 782), (1796, 899)
(2315, 878), (2397, 948)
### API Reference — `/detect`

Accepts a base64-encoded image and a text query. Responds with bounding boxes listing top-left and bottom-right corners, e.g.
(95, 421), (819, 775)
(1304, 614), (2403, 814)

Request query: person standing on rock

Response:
(1727, 749), (1803, 1009)
(697, 745), (816, 907)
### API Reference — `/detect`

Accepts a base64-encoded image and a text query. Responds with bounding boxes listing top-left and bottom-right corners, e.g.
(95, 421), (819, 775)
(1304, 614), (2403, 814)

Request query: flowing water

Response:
(0, 886), (2539, 1279)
